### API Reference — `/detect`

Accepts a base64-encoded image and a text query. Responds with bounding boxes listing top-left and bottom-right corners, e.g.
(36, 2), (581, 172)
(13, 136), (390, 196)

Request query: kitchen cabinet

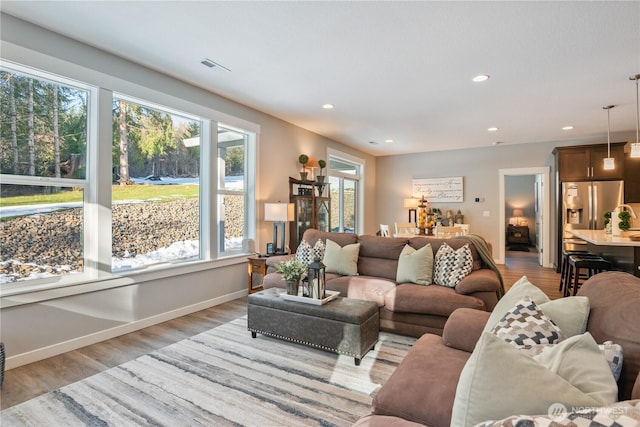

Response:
(289, 177), (331, 252)
(624, 152), (640, 202)
(554, 143), (625, 181)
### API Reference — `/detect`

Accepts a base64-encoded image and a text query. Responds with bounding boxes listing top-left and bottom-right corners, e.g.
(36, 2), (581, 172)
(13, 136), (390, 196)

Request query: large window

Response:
(1, 64), (89, 284)
(0, 61), (256, 292)
(328, 153), (362, 234)
(111, 96), (202, 272)
(217, 125), (248, 254)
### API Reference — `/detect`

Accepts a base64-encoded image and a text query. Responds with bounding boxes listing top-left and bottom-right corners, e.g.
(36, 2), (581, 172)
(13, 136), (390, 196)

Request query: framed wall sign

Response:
(412, 177), (464, 203)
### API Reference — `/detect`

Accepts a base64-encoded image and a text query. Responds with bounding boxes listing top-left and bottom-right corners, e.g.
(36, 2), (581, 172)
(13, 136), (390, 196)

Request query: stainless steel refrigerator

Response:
(561, 180), (624, 250)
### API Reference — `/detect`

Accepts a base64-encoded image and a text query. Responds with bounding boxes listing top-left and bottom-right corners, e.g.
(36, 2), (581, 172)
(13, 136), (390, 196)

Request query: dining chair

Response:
(435, 226), (463, 238)
(379, 224), (390, 237)
(458, 224), (470, 235)
(394, 222), (416, 237)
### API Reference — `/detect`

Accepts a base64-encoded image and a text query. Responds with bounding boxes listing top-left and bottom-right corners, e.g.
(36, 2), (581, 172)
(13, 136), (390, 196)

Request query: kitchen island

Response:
(568, 229), (640, 277)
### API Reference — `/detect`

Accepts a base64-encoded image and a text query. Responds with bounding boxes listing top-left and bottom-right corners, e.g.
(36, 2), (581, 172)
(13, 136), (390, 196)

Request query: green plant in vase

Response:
(604, 211), (612, 234)
(276, 258), (306, 295)
(618, 210), (632, 232)
(298, 154), (309, 180)
(316, 159), (327, 183)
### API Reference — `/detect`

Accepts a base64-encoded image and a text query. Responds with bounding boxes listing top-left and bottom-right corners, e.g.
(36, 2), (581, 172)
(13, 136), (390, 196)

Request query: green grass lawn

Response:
(0, 183), (199, 207)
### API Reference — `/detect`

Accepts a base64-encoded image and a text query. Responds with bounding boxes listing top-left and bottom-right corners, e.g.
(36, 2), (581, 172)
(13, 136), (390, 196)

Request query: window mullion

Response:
(201, 120), (216, 260)
(85, 87), (113, 279)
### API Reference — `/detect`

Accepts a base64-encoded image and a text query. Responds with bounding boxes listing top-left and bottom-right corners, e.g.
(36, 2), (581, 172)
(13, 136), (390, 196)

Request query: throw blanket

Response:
(455, 233), (505, 299)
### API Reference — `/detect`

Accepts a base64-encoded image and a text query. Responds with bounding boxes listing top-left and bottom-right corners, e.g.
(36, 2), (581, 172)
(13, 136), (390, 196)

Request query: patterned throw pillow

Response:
(296, 239), (326, 266)
(312, 239), (325, 263)
(433, 242), (473, 287)
(491, 297), (567, 347)
(295, 240), (314, 265)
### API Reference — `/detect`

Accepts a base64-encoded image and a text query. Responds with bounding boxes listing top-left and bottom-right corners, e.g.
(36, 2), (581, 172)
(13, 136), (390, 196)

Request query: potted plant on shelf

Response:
(298, 154), (309, 180)
(276, 258), (306, 295)
(316, 159), (327, 183)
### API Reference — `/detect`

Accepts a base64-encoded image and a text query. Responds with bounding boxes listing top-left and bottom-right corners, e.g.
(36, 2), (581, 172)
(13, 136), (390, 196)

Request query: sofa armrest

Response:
(442, 308), (490, 353)
(455, 269), (500, 295)
(265, 254), (294, 273)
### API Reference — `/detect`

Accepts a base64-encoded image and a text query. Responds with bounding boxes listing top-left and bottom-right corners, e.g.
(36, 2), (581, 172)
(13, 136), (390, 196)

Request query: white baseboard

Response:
(5, 289), (247, 370)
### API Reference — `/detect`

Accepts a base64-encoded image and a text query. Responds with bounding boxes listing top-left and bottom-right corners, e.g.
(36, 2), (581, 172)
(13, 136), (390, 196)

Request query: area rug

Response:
(1, 317), (415, 426)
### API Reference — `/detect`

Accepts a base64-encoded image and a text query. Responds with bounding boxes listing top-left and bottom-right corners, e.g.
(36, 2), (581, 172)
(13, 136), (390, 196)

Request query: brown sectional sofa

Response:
(355, 271), (640, 427)
(262, 229), (501, 337)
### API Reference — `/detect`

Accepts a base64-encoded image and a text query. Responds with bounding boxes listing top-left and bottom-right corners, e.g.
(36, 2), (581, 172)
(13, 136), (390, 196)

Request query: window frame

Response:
(327, 148), (364, 234)
(0, 59), (258, 298)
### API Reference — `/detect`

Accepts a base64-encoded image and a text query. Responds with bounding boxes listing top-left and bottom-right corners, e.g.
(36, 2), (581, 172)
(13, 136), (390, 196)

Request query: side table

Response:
(247, 256), (267, 294)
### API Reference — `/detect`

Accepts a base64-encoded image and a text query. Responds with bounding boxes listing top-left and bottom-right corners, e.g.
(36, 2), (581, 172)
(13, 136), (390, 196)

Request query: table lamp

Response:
(264, 202), (295, 254)
(512, 208), (524, 226)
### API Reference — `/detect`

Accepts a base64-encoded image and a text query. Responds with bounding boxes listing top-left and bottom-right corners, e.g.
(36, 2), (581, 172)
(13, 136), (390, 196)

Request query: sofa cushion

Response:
(451, 332), (618, 427)
(372, 334), (470, 427)
(323, 239), (360, 276)
(327, 275), (396, 307)
(490, 297), (566, 347)
(433, 243), (473, 288)
(396, 244), (433, 285)
(302, 229), (358, 247)
(352, 414), (426, 427)
(442, 308), (491, 353)
(357, 235), (407, 280)
(384, 284), (485, 317)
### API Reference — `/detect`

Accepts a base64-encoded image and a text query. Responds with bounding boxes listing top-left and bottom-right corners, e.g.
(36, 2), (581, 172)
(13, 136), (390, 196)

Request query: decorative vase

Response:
(299, 171), (308, 181)
(286, 279), (299, 295)
(316, 175), (325, 183)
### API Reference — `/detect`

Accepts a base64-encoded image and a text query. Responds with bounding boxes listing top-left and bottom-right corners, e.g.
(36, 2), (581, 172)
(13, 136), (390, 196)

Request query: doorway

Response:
(498, 167), (552, 268)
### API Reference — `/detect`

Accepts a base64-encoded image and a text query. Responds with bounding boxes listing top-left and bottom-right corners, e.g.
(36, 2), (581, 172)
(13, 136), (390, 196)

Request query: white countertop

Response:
(568, 229), (640, 247)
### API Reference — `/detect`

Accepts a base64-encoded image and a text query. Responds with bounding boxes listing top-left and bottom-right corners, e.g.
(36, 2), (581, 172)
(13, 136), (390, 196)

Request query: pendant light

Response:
(603, 105), (615, 170)
(630, 74), (640, 158)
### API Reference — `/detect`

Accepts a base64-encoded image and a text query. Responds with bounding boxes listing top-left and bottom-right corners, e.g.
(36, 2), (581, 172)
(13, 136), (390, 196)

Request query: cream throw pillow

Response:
(451, 332), (618, 427)
(396, 244), (433, 285)
(322, 239), (360, 276)
(484, 275), (589, 338)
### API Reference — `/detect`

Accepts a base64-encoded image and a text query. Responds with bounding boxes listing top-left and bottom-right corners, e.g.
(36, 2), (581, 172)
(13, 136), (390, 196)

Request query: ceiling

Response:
(2, 1), (639, 156)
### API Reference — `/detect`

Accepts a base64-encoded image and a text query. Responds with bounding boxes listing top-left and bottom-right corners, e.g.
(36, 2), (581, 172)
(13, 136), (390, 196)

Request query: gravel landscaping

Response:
(1, 197), (243, 283)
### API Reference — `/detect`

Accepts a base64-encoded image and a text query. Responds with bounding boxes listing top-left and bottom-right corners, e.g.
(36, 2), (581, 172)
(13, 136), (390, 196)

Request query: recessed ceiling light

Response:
(322, 104), (334, 110)
(562, 126), (574, 130)
(384, 139), (394, 143)
(487, 127), (499, 132)
(472, 74), (490, 83)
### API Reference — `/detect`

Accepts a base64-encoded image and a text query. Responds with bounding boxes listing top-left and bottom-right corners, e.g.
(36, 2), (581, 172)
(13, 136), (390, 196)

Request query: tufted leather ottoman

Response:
(248, 288), (379, 365)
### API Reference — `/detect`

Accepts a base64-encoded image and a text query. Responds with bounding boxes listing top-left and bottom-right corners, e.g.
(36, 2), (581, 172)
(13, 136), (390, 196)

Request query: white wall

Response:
(0, 14), (375, 368)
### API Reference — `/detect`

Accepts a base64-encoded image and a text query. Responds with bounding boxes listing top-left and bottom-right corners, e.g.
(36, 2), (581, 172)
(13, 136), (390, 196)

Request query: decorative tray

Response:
(629, 234), (640, 242)
(279, 289), (340, 305)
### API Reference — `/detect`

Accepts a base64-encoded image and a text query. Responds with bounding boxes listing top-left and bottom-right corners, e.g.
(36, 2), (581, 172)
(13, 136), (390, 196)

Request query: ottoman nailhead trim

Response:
(248, 327), (367, 358)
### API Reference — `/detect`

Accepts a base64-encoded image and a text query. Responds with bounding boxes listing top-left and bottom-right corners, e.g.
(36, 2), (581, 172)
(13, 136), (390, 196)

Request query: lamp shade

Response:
(512, 209), (524, 217)
(404, 198), (419, 208)
(265, 202), (294, 222)
(306, 157), (320, 169)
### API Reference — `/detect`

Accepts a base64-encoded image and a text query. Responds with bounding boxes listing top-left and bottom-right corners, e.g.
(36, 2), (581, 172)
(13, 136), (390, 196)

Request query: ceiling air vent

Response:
(200, 58), (231, 72)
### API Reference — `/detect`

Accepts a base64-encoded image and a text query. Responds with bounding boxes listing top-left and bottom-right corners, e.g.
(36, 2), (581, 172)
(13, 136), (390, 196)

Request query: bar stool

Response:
(558, 249), (595, 292)
(565, 255), (612, 297)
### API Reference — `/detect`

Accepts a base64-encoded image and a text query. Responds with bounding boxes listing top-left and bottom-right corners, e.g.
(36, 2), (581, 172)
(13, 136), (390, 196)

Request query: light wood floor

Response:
(1, 250), (560, 410)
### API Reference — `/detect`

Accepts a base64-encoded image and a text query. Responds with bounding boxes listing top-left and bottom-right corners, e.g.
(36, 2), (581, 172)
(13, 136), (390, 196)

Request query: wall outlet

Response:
(483, 210), (490, 217)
